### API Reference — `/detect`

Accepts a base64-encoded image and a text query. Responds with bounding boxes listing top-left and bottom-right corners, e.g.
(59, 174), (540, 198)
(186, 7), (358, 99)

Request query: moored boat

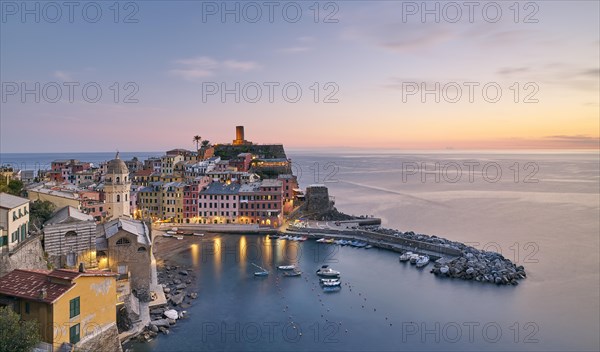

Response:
(323, 286), (341, 292)
(254, 271), (268, 277)
(416, 255), (430, 268)
(409, 254), (420, 264)
(162, 233), (173, 238)
(175, 235), (184, 240)
(283, 270), (302, 277)
(277, 265), (296, 270)
(399, 251), (413, 262)
(193, 233), (204, 237)
(316, 265), (341, 277)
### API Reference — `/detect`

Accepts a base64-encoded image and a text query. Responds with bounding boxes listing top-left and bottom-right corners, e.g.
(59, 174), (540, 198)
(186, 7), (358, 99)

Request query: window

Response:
(25, 302), (30, 314)
(65, 231), (77, 237)
(116, 237), (131, 246)
(69, 297), (80, 318)
(117, 195), (121, 202)
(137, 247), (147, 252)
(70, 324), (80, 344)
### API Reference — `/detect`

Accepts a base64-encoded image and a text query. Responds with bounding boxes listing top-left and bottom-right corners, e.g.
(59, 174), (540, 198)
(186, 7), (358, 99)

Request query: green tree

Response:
(0, 180), (24, 196)
(201, 140), (210, 147)
(29, 200), (56, 229)
(0, 306), (41, 352)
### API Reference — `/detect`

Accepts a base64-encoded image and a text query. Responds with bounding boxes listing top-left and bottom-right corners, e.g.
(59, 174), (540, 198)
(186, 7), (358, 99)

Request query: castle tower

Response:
(104, 152), (131, 220)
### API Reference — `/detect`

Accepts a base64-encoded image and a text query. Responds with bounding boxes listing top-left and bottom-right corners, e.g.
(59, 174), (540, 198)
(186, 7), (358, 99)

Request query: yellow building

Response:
(0, 268), (118, 351)
(27, 187), (81, 210)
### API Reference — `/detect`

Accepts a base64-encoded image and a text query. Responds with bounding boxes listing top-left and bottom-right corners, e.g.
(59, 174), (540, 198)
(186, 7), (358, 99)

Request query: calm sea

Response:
(3, 151), (599, 351)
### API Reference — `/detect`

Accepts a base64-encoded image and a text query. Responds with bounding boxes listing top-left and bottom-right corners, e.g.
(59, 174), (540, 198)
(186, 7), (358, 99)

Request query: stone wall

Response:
(77, 323), (123, 352)
(0, 235), (48, 277)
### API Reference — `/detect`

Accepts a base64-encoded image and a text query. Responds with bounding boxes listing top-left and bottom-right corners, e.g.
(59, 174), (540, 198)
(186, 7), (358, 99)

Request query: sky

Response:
(0, 0), (599, 152)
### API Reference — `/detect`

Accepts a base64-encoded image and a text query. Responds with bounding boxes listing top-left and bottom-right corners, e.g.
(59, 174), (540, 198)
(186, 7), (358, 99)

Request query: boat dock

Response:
(284, 227), (462, 263)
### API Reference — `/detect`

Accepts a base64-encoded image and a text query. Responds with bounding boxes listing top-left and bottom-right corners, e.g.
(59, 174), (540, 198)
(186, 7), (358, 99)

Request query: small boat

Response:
(268, 235), (280, 239)
(323, 286), (341, 293)
(364, 245), (373, 249)
(298, 236), (308, 241)
(277, 265), (296, 270)
(325, 239), (335, 244)
(193, 233), (204, 237)
(162, 233), (173, 238)
(171, 227), (178, 232)
(166, 231), (177, 235)
(175, 235), (184, 240)
(283, 270), (302, 277)
(322, 279), (341, 287)
(416, 255), (430, 268)
(399, 251), (413, 262)
(440, 265), (450, 274)
(254, 271), (269, 277)
(339, 240), (349, 246)
(409, 254), (420, 264)
(320, 278), (340, 284)
(316, 265), (340, 277)
(316, 238), (327, 243)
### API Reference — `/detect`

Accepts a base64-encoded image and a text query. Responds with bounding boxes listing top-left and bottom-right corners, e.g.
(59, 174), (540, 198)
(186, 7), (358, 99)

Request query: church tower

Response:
(104, 152), (131, 220)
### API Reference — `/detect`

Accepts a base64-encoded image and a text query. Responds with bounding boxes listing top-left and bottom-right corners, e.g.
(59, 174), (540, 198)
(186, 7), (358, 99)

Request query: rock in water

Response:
(164, 309), (179, 320)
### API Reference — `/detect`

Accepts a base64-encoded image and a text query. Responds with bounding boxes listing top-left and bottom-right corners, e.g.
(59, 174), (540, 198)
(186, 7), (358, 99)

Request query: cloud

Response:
(544, 135), (600, 147)
(278, 46), (312, 54)
(278, 37), (315, 54)
(53, 70), (73, 81)
(497, 67), (531, 76)
(169, 56), (260, 81)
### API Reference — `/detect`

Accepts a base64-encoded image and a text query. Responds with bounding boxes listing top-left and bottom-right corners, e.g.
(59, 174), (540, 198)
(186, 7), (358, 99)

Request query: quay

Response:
(283, 219), (462, 263)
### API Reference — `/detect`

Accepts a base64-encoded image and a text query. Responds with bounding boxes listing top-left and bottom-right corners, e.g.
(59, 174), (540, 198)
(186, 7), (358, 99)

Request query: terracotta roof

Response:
(0, 269), (117, 304)
(134, 169), (154, 177)
(0, 269), (73, 304)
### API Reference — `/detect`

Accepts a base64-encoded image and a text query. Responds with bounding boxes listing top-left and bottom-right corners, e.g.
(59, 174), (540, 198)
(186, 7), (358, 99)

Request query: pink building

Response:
(239, 179), (283, 227)
(197, 183), (241, 224)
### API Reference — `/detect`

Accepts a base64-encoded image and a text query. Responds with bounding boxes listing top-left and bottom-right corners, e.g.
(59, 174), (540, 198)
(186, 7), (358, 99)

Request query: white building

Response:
(0, 192), (30, 253)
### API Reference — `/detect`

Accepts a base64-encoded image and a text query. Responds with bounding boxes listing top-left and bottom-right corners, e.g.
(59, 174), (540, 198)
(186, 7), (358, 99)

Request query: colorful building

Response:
(0, 192), (30, 253)
(239, 179), (283, 227)
(198, 183), (241, 224)
(0, 268), (118, 351)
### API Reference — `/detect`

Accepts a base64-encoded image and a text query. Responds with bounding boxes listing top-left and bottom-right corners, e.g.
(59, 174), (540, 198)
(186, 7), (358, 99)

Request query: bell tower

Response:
(104, 152), (131, 220)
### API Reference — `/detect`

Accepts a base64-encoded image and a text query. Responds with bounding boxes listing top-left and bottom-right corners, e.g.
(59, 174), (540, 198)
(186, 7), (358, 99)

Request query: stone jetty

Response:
(373, 229), (527, 285)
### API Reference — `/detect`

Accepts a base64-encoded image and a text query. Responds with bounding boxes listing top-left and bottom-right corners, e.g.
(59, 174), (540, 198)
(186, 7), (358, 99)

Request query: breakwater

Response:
(285, 224), (526, 286)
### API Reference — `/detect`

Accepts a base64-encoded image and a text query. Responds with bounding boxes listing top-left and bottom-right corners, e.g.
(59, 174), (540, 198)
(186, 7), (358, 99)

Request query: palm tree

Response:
(193, 135), (202, 150)
(201, 140), (210, 147)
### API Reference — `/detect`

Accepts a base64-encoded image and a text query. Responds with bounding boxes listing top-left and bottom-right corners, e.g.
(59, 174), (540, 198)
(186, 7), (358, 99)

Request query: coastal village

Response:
(0, 126), (527, 352)
(0, 126), (336, 351)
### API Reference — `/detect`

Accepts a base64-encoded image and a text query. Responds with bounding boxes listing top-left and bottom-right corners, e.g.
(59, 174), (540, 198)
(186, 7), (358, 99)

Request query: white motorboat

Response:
(175, 235), (184, 240)
(440, 265), (449, 274)
(416, 255), (430, 268)
(316, 265), (340, 277)
(166, 231), (177, 235)
(409, 254), (420, 264)
(277, 265), (296, 270)
(322, 279), (341, 287)
(162, 233), (173, 238)
(193, 233), (204, 237)
(399, 251), (413, 262)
